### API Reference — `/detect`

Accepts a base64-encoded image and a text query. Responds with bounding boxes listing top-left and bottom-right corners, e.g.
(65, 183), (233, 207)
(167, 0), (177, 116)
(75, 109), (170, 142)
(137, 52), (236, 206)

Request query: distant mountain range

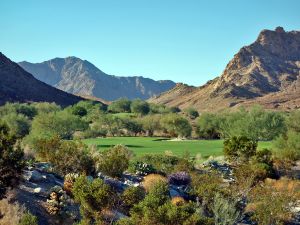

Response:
(150, 27), (300, 112)
(0, 53), (82, 106)
(19, 58), (176, 101)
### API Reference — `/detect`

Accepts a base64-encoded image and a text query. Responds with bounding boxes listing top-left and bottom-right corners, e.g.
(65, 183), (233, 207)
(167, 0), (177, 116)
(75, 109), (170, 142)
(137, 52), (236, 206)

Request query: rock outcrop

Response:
(150, 27), (300, 112)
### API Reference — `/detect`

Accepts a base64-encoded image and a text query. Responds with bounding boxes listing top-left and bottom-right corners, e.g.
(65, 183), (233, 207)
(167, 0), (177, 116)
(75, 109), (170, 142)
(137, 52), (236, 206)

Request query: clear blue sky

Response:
(1, 0), (299, 85)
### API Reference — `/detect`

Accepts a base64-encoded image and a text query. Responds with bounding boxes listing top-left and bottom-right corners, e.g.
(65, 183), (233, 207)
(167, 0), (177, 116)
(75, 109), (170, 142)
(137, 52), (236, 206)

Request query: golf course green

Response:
(83, 137), (272, 157)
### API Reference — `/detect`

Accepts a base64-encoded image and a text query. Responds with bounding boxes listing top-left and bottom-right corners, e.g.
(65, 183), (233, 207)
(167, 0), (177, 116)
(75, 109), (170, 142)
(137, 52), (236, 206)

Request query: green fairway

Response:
(83, 137), (272, 158)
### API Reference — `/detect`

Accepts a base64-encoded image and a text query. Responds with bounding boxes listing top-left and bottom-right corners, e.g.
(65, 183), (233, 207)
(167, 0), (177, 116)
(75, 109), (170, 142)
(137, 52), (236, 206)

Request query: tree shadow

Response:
(152, 138), (170, 142)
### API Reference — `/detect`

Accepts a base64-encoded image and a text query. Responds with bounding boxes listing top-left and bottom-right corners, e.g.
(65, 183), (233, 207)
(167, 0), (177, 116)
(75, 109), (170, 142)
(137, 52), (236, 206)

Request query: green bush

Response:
(108, 98), (131, 113)
(0, 103), (37, 119)
(27, 110), (88, 142)
(139, 114), (162, 136)
(0, 123), (24, 199)
(275, 132), (300, 161)
(32, 102), (61, 114)
(34, 136), (94, 176)
(197, 113), (221, 139)
(190, 172), (224, 214)
(1, 113), (30, 138)
(219, 106), (286, 141)
(19, 211), (38, 225)
(96, 144), (133, 177)
(223, 136), (257, 162)
(137, 154), (189, 175)
(161, 113), (192, 138)
(130, 99), (150, 115)
(72, 175), (116, 224)
(119, 180), (211, 225)
(121, 186), (145, 209)
(71, 105), (88, 117)
(185, 107), (199, 119)
(213, 193), (241, 225)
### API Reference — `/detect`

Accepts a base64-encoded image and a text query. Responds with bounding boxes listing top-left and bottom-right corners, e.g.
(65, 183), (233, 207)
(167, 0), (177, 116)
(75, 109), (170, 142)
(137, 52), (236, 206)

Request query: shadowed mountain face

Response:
(19, 58), (176, 101)
(150, 27), (300, 112)
(0, 53), (82, 106)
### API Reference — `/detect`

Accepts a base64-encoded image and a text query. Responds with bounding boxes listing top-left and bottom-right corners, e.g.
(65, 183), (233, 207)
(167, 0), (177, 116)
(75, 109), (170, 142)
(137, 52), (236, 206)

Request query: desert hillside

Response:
(150, 27), (300, 112)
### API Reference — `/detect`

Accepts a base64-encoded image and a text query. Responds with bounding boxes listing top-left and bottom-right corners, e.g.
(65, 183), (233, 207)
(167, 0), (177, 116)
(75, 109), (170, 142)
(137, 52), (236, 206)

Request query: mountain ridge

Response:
(150, 27), (300, 112)
(19, 57), (176, 101)
(0, 52), (83, 106)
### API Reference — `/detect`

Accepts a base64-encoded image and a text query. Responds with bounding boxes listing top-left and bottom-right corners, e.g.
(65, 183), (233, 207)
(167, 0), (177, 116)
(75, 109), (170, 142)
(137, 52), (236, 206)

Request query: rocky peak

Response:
(211, 27), (300, 98)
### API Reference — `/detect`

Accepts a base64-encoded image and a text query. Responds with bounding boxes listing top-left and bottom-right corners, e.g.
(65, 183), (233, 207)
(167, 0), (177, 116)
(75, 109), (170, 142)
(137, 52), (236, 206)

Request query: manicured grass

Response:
(113, 113), (136, 118)
(83, 137), (272, 158)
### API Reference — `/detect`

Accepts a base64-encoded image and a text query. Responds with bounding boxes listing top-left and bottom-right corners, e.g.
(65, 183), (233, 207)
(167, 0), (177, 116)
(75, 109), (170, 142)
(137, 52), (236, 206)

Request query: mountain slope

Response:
(0, 53), (82, 106)
(19, 58), (176, 101)
(150, 27), (300, 112)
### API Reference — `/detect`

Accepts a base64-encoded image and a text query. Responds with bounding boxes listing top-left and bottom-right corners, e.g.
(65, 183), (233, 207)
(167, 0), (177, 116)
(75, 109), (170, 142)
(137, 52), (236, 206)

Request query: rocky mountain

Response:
(150, 27), (300, 112)
(19, 58), (176, 101)
(0, 52), (82, 106)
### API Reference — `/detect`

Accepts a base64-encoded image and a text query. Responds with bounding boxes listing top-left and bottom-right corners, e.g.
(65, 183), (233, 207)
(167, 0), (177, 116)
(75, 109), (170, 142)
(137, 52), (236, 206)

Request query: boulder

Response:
(23, 170), (44, 182)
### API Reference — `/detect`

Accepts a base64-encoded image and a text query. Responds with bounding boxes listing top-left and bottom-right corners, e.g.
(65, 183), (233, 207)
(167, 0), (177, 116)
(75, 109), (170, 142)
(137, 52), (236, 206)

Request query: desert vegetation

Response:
(0, 100), (299, 224)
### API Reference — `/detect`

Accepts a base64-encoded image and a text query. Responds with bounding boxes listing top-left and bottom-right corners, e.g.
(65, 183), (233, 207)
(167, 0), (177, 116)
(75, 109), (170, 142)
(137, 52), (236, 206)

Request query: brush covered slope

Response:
(0, 52), (82, 106)
(150, 27), (300, 112)
(19, 57), (176, 101)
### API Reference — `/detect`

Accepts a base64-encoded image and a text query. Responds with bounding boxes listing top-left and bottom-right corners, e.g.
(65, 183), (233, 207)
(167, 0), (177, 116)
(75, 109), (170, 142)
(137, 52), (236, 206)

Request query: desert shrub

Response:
(1, 113), (30, 138)
(149, 103), (171, 114)
(196, 113), (221, 139)
(173, 154), (195, 173)
(247, 178), (300, 225)
(273, 110), (300, 161)
(190, 172), (224, 214)
(169, 106), (181, 113)
(286, 109), (300, 132)
(161, 113), (192, 137)
(252, 148), (273, 165)
(138, 114), (162, 136)
(219, 106), (286, 141)
(32, 102), (61, 114)
(168, 171), (191, 186)
(27, 110), (88, 142)
(185, 107), (199, 119)
(0, 198), (37, 225)
(71, 105), (88, 117)
(120, 181), (211, 225)
(121, 186), (145, 210)
(0, 124), (24, 199)
(108, 98), (131, 113)
(0, 103), (37, 119)
(213, 193), (241, 225)
(122, 119), (143, 136)
(143, 174), (168, 192)
(223, 136), (257, 162)
(130, 99), (150, 115)
(274, 130), (300, 161)
(72, 175), (116, 224)
(91, 113), (125, 137)
(19, 211), (38, 225)
(131, 161), (156, 176)
(135, 154), (177, 174)
(34, 136), (94, 176)
(96, 144), (133, 178)
(233, 162), (273, 193)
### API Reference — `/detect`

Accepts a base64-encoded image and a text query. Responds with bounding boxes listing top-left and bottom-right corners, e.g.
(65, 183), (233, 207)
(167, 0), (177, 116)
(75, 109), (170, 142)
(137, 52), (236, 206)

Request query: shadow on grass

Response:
(152, 138), (170, 142)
